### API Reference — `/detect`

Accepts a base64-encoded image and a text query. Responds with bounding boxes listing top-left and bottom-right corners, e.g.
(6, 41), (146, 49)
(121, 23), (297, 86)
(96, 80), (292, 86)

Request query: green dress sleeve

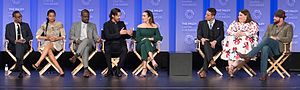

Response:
(136, 28), (143, 42)
(153, 28), (163, 42)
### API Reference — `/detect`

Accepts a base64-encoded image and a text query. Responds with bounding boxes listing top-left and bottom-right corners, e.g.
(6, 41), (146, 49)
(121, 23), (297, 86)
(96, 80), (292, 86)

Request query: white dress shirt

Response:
(14, 22), (23, 40)
(80, 22), (88, 40)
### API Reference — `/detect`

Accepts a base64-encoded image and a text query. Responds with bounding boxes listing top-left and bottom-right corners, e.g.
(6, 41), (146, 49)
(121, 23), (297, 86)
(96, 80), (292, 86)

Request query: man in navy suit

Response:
(5, 11), (33, 78)
(197, 8), (224, 78)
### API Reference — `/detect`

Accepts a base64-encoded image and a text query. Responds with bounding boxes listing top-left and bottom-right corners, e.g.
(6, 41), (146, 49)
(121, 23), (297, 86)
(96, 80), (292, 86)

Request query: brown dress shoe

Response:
(259, 74), (268, 81)
(83, 70), (90, 78)
(210, 60), (216, 67)
(199, 71), (207, 78)
(69, 56), (77, 64)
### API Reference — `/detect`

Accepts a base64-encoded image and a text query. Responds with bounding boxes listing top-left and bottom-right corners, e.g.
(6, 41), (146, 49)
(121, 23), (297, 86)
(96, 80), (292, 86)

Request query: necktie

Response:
(209, 22), (213, 30)
(17, 24), (21, 40)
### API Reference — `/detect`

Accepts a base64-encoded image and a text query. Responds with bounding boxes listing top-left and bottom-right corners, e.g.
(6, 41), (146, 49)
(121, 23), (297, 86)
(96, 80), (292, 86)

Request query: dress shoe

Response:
(18, 72), (23, 78)
(105, 70), (113, 77)
(259, 74), (268, 81)
(115, 67), (122, 77)
(83, 69), (90, 78)
(210, 60), (216, 67)
(199, 71), (207, 78)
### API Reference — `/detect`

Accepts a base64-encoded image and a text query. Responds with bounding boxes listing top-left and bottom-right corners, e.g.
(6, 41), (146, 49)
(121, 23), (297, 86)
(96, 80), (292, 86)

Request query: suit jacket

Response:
(5, 22), (33, 51)
(264, 22), (293, 52)
(103, 20), (131, 46)
(197, 19), (224, 50)
(69, 21), (99, 47)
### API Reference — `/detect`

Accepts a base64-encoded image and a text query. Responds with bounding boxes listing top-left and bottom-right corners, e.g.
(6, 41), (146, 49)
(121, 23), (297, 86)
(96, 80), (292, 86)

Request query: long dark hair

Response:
(236, 9), (254, 23)
(43, 9), (56, 36)
(144, 10), (155, 26)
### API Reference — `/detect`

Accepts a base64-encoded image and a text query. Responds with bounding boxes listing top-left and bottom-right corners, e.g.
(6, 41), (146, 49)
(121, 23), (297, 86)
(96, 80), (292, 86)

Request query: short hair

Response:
(207, 8), (217, 16)
(12, 11), (21, 17)
(275, 9), (286, 20)
(81, 9), (90, 16)
(109, 8), (121, 19)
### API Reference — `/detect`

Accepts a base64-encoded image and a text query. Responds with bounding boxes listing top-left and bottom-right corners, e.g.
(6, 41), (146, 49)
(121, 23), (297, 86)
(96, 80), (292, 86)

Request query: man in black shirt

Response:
(103, 8), (133, 77)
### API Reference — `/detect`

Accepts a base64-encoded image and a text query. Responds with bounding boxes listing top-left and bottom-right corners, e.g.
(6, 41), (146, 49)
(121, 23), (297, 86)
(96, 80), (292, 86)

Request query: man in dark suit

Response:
(5, 11), (33, 78)
(103, 8), (133, 77)
(197, 8), (224, 78)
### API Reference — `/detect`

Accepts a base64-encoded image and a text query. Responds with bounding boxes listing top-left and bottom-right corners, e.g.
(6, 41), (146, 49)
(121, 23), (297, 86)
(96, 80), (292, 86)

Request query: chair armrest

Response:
(156, 41), (162, 53)
(101, 39), (106, 52)
(283, 42), (292, 54)
(195, 39), (201, 49)
(5, 40), (9, 51)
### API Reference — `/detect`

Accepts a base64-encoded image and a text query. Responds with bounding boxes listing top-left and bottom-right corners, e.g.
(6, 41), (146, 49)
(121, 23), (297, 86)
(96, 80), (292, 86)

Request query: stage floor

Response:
(1, 69), (300, 89)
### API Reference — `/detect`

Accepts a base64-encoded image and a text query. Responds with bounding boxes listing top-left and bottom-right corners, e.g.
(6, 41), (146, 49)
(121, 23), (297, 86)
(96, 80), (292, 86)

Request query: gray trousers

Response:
(76, 39), (94, 68)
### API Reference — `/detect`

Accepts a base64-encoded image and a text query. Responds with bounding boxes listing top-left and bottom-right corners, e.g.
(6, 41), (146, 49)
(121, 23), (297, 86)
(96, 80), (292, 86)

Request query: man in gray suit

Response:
(69, 9), (101, 78)
(239, 9), (293, 81)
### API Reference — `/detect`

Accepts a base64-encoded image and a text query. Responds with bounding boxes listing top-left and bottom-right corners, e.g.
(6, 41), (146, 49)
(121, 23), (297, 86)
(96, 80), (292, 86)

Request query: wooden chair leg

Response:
(147, 64), (158, 76)
(22, 65), (31, 75)
(71, 63), (83, 76)
(242, 66), (254, 77)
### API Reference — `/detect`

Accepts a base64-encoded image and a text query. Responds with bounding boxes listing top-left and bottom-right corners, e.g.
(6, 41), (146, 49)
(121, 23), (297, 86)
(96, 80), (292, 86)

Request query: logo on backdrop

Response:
(218, 0), (229, 6)
(82, 0), (92, 6)
(11, 0), (21, 5)
(43, 0), (59, 5)
(253, 10), (262, 19)
(151, 0), (161, 6)
(287, 0), (296, 7)
(185, 10), (194, 20)
(120, 9), (126, 19)
(184, 35), (195, 45)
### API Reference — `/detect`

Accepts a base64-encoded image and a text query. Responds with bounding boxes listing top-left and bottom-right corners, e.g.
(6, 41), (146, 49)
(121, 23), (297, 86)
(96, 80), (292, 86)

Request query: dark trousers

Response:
(12, 43), (27, 71)
(104, 43), (128, 71)
(201, 41), (219, 72)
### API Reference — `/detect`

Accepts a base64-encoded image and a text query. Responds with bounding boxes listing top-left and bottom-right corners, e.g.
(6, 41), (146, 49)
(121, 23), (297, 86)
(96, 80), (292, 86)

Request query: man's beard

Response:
(274, 20), (279, 25)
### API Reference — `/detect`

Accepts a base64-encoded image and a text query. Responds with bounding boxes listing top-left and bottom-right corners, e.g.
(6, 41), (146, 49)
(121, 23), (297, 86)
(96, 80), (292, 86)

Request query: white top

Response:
(80, 21), (88, 40)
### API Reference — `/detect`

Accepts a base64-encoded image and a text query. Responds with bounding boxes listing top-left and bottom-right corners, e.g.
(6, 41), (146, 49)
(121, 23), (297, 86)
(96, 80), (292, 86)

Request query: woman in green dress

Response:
(136, 10), (163, 77)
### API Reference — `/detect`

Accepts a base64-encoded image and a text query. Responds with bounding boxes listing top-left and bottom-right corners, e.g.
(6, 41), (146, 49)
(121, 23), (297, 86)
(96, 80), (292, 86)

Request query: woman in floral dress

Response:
(221, 9), (259, 77)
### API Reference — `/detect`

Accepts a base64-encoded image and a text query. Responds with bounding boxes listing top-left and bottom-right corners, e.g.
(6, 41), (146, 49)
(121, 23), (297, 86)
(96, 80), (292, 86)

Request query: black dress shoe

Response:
(18, 72), (23, 78)
(115, 67), (122, 77)
(105, 70), (113, 77)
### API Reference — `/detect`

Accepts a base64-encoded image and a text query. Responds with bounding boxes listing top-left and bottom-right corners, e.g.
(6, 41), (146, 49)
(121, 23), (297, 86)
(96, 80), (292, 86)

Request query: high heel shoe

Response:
(139, 68), (147, 77)
(228, 66), (234, 78)
(151, 59), (158, 70)
(59, 73), (65, 77)
(32, 64), (41, 70)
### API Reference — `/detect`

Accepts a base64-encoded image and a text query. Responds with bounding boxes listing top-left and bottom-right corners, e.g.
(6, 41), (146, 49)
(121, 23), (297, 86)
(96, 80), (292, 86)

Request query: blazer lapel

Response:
(77, 22), (81, 39)
(11, 23), (17, 40)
